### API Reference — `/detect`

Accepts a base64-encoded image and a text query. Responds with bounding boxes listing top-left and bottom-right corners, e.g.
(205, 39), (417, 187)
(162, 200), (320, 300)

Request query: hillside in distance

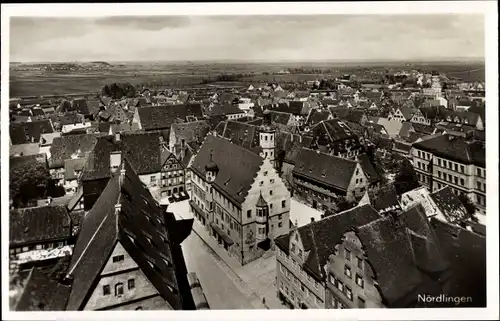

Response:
(9, 60), (485, 98)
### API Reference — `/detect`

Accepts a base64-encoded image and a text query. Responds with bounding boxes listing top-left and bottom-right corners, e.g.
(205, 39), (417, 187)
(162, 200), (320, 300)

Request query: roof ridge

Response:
(66, 207), (112, 278)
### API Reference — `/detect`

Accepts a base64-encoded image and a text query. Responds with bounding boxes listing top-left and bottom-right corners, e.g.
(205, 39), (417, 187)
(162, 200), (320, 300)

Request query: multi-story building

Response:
(188, 132), (291, 265)
(64, 156), (196, 310)
(276, 203), (452, 309)
(274, 205), (381, 309)
(411, 134), (486, 217)
(292, 148), (369, 211)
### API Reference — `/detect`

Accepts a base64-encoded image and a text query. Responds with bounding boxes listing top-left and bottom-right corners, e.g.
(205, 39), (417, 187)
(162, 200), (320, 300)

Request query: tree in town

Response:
(394, 159), (420, 195)
(10, 161), (51, 208)
(458, 193), (479, 223)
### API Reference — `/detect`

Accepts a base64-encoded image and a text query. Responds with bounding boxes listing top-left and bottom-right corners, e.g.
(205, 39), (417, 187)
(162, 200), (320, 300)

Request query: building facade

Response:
(412, 135), (486, 217)
(188, 134), (291, 265)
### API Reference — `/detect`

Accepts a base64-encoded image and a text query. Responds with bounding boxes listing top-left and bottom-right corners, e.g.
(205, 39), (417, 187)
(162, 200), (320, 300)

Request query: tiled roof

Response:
(138, 104), (203, 131)
(49, 134), (99, 169)
(276, 132), (313, 164)
(64, 158), (86, 180)
(429, 186), (469, 224)
(46, 112), (84, 126)
(208, 104), (243, 116)
(413, 134), (485, 167)
(190, 135), (263, 205)
(305, 109), (331, 127)
(9, 143), (41, 157)
(411, 123), (435, 135)
(366, 184), (400, 212)
(292, 148), (358, 192)
(14, 266), (72, 311)
(214, 120), (260, 153)
(377, 118), (404, 138)
(66, 158), (195, 310)
(10, 120), (54, 145)
(10, 205), (72, 247)
(171, 120), (210, 145)
(398, 122), (414, 137)
(81, 132), (163, 181)
(431, 218), (486, 306)
(267, 110), (292, 125)
(275, 204), (381, 281)
(328, 107), (366, 124)
(355, 209), (444, 307)
(311, 119), (357, 145)
(356, 153), (381, 184)
(398, 203), (449, 274)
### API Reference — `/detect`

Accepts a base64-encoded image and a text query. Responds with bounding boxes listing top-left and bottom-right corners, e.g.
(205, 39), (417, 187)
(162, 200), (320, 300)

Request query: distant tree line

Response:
(101, 82), (137, 99)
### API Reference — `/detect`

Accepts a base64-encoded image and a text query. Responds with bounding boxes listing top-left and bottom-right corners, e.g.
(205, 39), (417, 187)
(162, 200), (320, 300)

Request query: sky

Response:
(9, 15), (485, 63)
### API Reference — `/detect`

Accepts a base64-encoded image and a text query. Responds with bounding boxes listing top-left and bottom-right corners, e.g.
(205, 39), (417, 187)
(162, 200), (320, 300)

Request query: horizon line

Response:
(11, 57), (486, 64)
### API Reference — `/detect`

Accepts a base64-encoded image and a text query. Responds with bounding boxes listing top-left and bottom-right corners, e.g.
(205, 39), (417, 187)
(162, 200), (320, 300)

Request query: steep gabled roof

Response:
(190, 135), (263, 205)
(66, 158), (194, 310)
(275, 204), (381, 281)
(81, 132), (163, 181)
(431, 218), (486, 306)
(292, 148), (358, 192)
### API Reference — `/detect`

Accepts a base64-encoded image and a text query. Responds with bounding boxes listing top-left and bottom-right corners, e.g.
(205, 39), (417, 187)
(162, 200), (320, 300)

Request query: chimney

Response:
(310, 217), (315, 223)
(110, 151), (122, 173)
(115, 132), (121, 142)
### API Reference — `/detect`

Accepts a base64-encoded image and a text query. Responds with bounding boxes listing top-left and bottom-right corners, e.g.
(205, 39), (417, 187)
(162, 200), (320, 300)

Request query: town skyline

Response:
(10, 15), (485, 63)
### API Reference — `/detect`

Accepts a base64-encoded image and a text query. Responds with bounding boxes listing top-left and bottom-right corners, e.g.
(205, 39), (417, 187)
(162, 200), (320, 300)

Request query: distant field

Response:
(8, 61), (485, 98)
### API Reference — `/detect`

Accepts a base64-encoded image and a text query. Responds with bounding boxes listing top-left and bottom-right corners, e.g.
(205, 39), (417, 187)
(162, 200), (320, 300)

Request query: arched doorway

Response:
(173, 187), (178, 193)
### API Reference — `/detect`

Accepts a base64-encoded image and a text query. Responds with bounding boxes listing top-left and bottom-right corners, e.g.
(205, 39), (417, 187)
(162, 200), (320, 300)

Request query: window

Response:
(260, 181), (264, 186)
(278, 222), (283, 228)
(477, 181), (481, 191)
(344, 265), (352, 278)
(330, 274), (337, 286)
(151, 176), (156, 183)
(301, 284), (305, 292)
(264, 171), (268, 176)
(270, 179), (275, 184)
(345, 286), (353, 301)
(438, 171), (442, 178)
(477, 168), (481, 177)
(356, 257), (363, 270)
(460, 165), (464, 173)
(247, 210), (252, 218)
(278, 214), (282, 220)
(454, 163), (458, 171)
(355, 274), (364, 288)
(437, 159), (441, 166)
(103, 285), (110, 296)
(460, 178), (465, 186)
(270, 190), (273, 196)
(115, 283), (124, 296)
(282, 200), (286, 208)
(345, 249), (351, 261)
(337, 280), (344, 292)
(128, 279), (135, 290)
(291, 243), (296, 252)
(298, 249), (303, 258)
(358, 297), (366, 308)
(113, 255), (124, 263)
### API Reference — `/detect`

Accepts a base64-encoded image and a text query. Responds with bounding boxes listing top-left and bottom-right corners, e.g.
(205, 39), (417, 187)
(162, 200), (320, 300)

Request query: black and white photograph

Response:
(1, 2), (498, 320)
